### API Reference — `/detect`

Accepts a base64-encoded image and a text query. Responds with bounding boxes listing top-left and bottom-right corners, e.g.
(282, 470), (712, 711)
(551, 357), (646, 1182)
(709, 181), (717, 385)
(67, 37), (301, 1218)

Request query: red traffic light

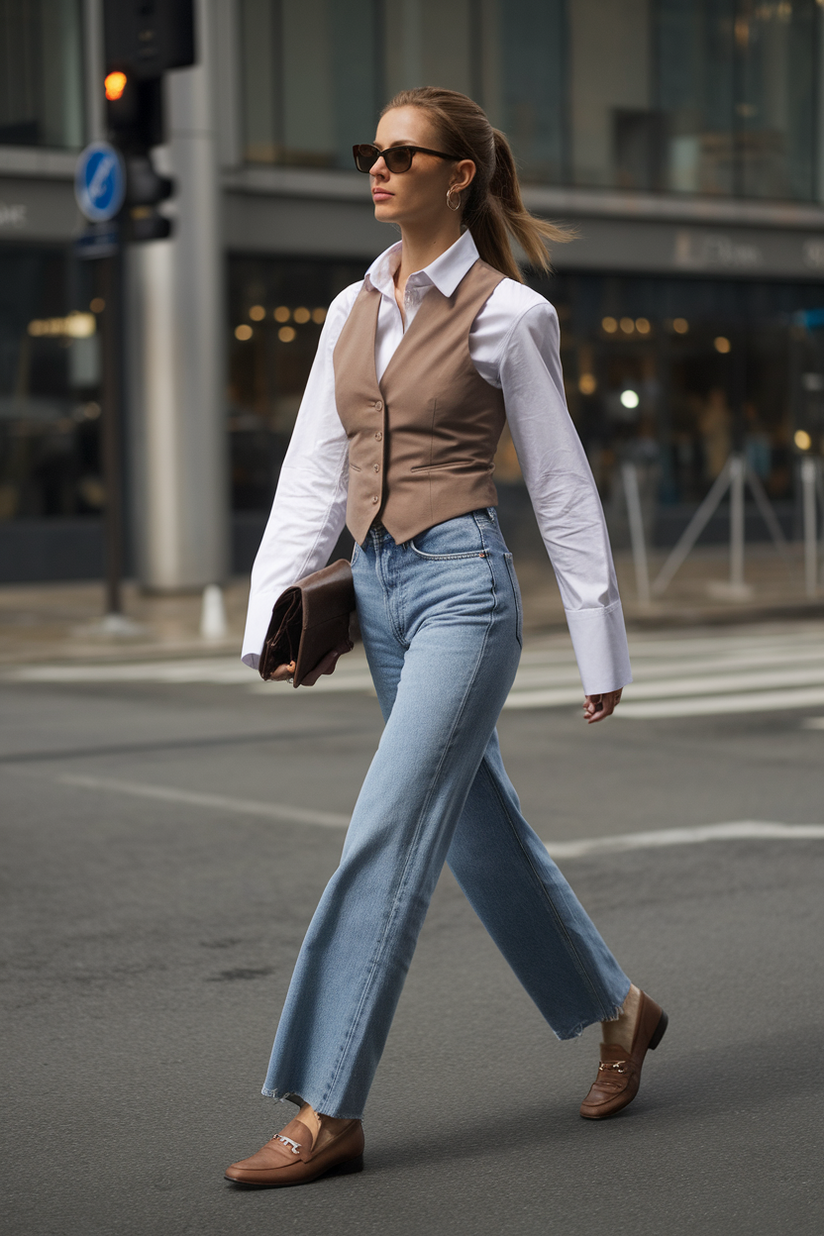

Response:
(104, 71), (128, 101)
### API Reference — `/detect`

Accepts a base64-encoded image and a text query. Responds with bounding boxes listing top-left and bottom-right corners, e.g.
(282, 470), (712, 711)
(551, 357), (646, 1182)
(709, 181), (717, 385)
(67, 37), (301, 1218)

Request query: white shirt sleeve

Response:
(496, 300), (632, 695)
(240, 287), (357, 668)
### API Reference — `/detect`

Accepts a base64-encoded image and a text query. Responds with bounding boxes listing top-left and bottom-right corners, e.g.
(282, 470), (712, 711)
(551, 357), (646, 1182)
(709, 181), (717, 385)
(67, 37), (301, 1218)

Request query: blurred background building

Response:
(3, 0), (824, 585)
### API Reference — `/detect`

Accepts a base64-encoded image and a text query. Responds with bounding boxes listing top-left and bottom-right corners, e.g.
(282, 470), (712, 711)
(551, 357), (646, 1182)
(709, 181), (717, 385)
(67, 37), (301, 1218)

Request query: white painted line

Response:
(546, 820), (824, 860)
(616, 686), (824, 718)
(60, 774), (350, 828)
(801, 717), (824, 729)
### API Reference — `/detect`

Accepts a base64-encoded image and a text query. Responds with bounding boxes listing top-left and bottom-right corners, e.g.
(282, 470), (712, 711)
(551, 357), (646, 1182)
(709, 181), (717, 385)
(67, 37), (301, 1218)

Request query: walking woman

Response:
(226, 87), (666, 1188)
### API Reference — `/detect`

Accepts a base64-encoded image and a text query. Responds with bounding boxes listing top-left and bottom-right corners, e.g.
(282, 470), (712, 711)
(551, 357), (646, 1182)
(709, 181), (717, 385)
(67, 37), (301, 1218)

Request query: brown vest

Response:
(333, 259), (507, 545)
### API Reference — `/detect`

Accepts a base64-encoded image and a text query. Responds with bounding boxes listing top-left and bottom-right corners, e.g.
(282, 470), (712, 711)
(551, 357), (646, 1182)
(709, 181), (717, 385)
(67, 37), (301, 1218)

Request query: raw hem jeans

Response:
(261, 510), (630, 1119)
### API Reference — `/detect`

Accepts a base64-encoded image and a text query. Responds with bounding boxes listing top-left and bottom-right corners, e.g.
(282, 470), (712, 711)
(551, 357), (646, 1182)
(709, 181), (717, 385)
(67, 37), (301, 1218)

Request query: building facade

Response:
(3, 0), (824, 582)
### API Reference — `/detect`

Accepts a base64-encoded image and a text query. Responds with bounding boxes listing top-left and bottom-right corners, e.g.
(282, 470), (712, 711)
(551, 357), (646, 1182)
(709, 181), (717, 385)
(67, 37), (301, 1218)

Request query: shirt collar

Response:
(364, 230), (480, 299)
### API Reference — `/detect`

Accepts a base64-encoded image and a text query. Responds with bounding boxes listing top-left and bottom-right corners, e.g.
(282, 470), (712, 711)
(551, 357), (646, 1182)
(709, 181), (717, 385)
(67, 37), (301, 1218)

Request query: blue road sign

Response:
(75, 142), (126, 223)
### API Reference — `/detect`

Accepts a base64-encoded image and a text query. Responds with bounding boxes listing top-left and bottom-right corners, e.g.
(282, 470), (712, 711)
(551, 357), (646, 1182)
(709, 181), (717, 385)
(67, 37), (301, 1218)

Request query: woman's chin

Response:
(373, 202), (397, 222)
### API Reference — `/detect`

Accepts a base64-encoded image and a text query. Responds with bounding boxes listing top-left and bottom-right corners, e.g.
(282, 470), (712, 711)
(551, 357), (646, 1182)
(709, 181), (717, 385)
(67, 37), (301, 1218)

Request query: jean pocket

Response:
(503, 553), (523, 647)
(409, 514), (486, 560)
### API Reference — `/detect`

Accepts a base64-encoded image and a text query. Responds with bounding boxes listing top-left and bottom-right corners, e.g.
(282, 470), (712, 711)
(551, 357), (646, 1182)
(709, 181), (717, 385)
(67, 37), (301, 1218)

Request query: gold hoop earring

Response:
(446, 186), (462, 212)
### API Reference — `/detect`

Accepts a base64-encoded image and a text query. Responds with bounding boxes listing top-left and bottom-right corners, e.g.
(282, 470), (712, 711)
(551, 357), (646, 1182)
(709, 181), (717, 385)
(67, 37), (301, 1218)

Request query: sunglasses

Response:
(352, 143), (460, 174)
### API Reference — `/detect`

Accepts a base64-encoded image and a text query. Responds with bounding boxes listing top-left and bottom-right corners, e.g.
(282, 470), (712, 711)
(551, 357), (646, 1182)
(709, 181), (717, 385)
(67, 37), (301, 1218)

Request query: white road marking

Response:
(546, 820), (824, 859)
(801, 717), (824, 729)
(55, 774), (824, 857)
(60, 774), (350, 828)
(616, 686), (824, 719)
(5, 624), (824, 720)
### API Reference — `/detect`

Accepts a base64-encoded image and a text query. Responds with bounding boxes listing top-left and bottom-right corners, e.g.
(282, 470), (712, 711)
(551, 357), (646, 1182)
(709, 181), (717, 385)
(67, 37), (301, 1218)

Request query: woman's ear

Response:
(452, 159), (476, 194)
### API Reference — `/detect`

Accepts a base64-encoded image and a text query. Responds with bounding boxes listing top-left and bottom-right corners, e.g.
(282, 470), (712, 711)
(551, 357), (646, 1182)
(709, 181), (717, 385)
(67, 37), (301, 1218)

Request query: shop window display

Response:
(0, 248), (102, 523)
(228, 255), (824, 550)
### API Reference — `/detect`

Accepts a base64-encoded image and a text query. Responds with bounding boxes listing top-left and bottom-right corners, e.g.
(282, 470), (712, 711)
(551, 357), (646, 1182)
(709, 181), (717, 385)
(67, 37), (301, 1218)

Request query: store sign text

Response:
(674, 229), (763, 270)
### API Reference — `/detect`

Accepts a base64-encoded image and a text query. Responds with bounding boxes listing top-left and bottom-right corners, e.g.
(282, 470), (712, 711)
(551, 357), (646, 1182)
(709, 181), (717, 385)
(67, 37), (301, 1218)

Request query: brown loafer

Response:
(579, 990), (668, 1120)
(225, 1115), (364, 1187)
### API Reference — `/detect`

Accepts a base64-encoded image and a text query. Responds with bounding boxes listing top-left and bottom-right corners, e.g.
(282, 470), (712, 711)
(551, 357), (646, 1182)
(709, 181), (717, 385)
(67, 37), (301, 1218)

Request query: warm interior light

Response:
(620, 389), (640, 409)
(578, 373), (597, 395)
(635, 317), (651, 334)
(278, 326), (296, 343)
(235, 324), (252, 341)
(27, 313), (96, 338)
(104, 71), (128, 102)
(293, 307), (311, 324)
(312, 308), (327, 324)
(619, 317), (634, 333)
(795, 429), (812, 450)
(714, 336), (731, 353)
(274, 306), (291, 323)
(89, 297), (105, 314)
(601, 316), (617, 333)
(673, 318), (689, 334)
(249, 305), (265, 321)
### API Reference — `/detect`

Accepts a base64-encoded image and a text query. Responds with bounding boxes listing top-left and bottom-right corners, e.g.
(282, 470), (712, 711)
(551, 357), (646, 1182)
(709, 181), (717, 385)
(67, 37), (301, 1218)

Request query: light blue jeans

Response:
(262, 509), (630, 1118)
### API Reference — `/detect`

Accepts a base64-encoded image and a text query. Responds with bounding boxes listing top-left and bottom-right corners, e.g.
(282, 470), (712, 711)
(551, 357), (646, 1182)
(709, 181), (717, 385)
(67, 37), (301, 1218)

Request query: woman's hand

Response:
(583, 689), (622, 724)
(263, 640), (354, 687)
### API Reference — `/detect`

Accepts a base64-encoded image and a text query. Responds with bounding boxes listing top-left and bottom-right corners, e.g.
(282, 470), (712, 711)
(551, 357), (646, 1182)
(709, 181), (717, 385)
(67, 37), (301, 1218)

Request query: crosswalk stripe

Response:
(617, 686), (824, 719)
(546, 820), (824, 859)
(4, 624), (824, 720)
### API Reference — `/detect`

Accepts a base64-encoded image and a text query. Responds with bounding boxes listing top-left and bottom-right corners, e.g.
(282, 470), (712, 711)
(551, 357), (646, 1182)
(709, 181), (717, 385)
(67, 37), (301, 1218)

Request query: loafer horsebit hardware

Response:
(275, 1134), (302, 1154)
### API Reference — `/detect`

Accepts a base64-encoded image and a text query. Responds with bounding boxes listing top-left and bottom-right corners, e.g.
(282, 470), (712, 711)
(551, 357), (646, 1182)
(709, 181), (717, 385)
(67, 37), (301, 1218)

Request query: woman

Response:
(226, 88), (667, 1188)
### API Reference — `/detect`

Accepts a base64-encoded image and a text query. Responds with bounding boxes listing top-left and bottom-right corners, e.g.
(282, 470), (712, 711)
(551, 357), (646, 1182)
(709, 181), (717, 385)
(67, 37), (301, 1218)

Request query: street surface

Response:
(2, 620), (824, 1235)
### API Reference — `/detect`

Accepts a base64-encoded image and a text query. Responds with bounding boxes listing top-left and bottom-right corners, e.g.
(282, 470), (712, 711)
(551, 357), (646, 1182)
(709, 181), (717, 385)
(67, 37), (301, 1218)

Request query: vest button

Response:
(372, 495), (379, 503)
(375, 432), (382, 441)
(373, 463), (380, 472)
(374, 399), (383, 411)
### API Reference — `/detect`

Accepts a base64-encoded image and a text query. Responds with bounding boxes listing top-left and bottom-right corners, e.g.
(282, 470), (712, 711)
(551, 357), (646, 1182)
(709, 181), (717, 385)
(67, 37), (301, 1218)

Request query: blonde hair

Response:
(382, 86), (573, 282)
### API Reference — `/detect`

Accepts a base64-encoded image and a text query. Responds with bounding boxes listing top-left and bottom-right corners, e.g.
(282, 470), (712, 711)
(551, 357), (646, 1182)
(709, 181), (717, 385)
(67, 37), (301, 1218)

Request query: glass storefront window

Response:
(228, 254), (824, 551)
(0, 0), (85, 149)
(529, 270), (824, 546)
(239, 0), (819, 202)
(0, 248), (102, 521)
(228, 255), (366, 509)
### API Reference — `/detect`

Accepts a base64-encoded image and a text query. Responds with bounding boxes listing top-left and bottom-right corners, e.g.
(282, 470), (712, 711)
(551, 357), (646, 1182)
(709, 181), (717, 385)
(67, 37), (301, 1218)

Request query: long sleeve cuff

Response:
(241, 590), (282, 669)
(565, 600), (633, 695)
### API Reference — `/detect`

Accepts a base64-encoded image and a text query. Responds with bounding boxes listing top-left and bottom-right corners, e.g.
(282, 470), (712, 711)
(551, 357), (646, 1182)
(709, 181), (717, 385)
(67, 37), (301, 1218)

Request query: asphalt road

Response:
(2, 625), (823, 1236)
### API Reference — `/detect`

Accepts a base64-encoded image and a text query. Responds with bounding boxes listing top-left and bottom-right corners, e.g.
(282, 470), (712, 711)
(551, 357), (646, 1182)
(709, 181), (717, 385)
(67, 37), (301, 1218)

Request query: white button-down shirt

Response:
(242, 230), (632, 695)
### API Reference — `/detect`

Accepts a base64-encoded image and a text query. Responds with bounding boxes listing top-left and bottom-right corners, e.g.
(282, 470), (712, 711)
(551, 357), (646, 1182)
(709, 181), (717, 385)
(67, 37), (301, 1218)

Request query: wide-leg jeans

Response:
(262, 509), (630, 1118)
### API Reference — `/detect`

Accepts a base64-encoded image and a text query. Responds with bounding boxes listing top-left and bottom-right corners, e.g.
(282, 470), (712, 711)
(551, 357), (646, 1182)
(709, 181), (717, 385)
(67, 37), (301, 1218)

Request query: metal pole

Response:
(729, 453), (745, 590)
(801, 456), (818, 597)
(621, 461), (650, 604)
(99, 252), (123, 616)
(652, 457), (733, 596)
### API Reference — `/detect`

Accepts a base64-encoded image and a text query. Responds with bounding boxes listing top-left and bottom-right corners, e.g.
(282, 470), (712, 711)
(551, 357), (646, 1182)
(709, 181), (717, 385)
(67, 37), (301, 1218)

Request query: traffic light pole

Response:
(98, 251), (124, 618)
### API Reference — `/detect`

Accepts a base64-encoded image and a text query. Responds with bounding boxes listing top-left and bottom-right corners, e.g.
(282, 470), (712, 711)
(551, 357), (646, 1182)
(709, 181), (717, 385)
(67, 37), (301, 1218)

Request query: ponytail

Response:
(382, 88), (574, 282)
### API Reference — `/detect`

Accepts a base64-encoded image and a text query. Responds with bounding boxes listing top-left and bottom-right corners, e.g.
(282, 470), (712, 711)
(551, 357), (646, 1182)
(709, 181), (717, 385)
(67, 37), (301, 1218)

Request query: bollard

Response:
(801, 457), (818, 598)
(200, 584), (228, 640)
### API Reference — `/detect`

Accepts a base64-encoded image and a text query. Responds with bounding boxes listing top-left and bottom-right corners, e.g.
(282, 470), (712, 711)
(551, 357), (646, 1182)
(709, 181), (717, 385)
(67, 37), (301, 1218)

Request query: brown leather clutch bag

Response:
(259, 558), (355, 687)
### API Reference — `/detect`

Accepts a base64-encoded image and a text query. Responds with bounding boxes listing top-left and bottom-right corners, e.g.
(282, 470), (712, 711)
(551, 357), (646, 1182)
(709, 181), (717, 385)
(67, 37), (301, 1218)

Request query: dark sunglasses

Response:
(352, 143), (459, 174)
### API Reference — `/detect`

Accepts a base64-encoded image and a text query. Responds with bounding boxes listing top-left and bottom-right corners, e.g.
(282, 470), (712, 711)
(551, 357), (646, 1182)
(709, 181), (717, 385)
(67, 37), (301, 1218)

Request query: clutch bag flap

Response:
(260, 558), (355, 685)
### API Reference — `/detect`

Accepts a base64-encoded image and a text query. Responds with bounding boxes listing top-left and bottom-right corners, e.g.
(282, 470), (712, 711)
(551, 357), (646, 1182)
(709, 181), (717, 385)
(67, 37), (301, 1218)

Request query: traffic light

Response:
(102, 1), (196, 242)
(103, 0), (195, 80)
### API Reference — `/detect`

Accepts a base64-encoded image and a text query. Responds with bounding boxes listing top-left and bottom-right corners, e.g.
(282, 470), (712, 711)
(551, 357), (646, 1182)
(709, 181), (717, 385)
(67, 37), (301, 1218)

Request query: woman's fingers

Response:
(583, 688), (623, 723)
(266, 660), (296, 682)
